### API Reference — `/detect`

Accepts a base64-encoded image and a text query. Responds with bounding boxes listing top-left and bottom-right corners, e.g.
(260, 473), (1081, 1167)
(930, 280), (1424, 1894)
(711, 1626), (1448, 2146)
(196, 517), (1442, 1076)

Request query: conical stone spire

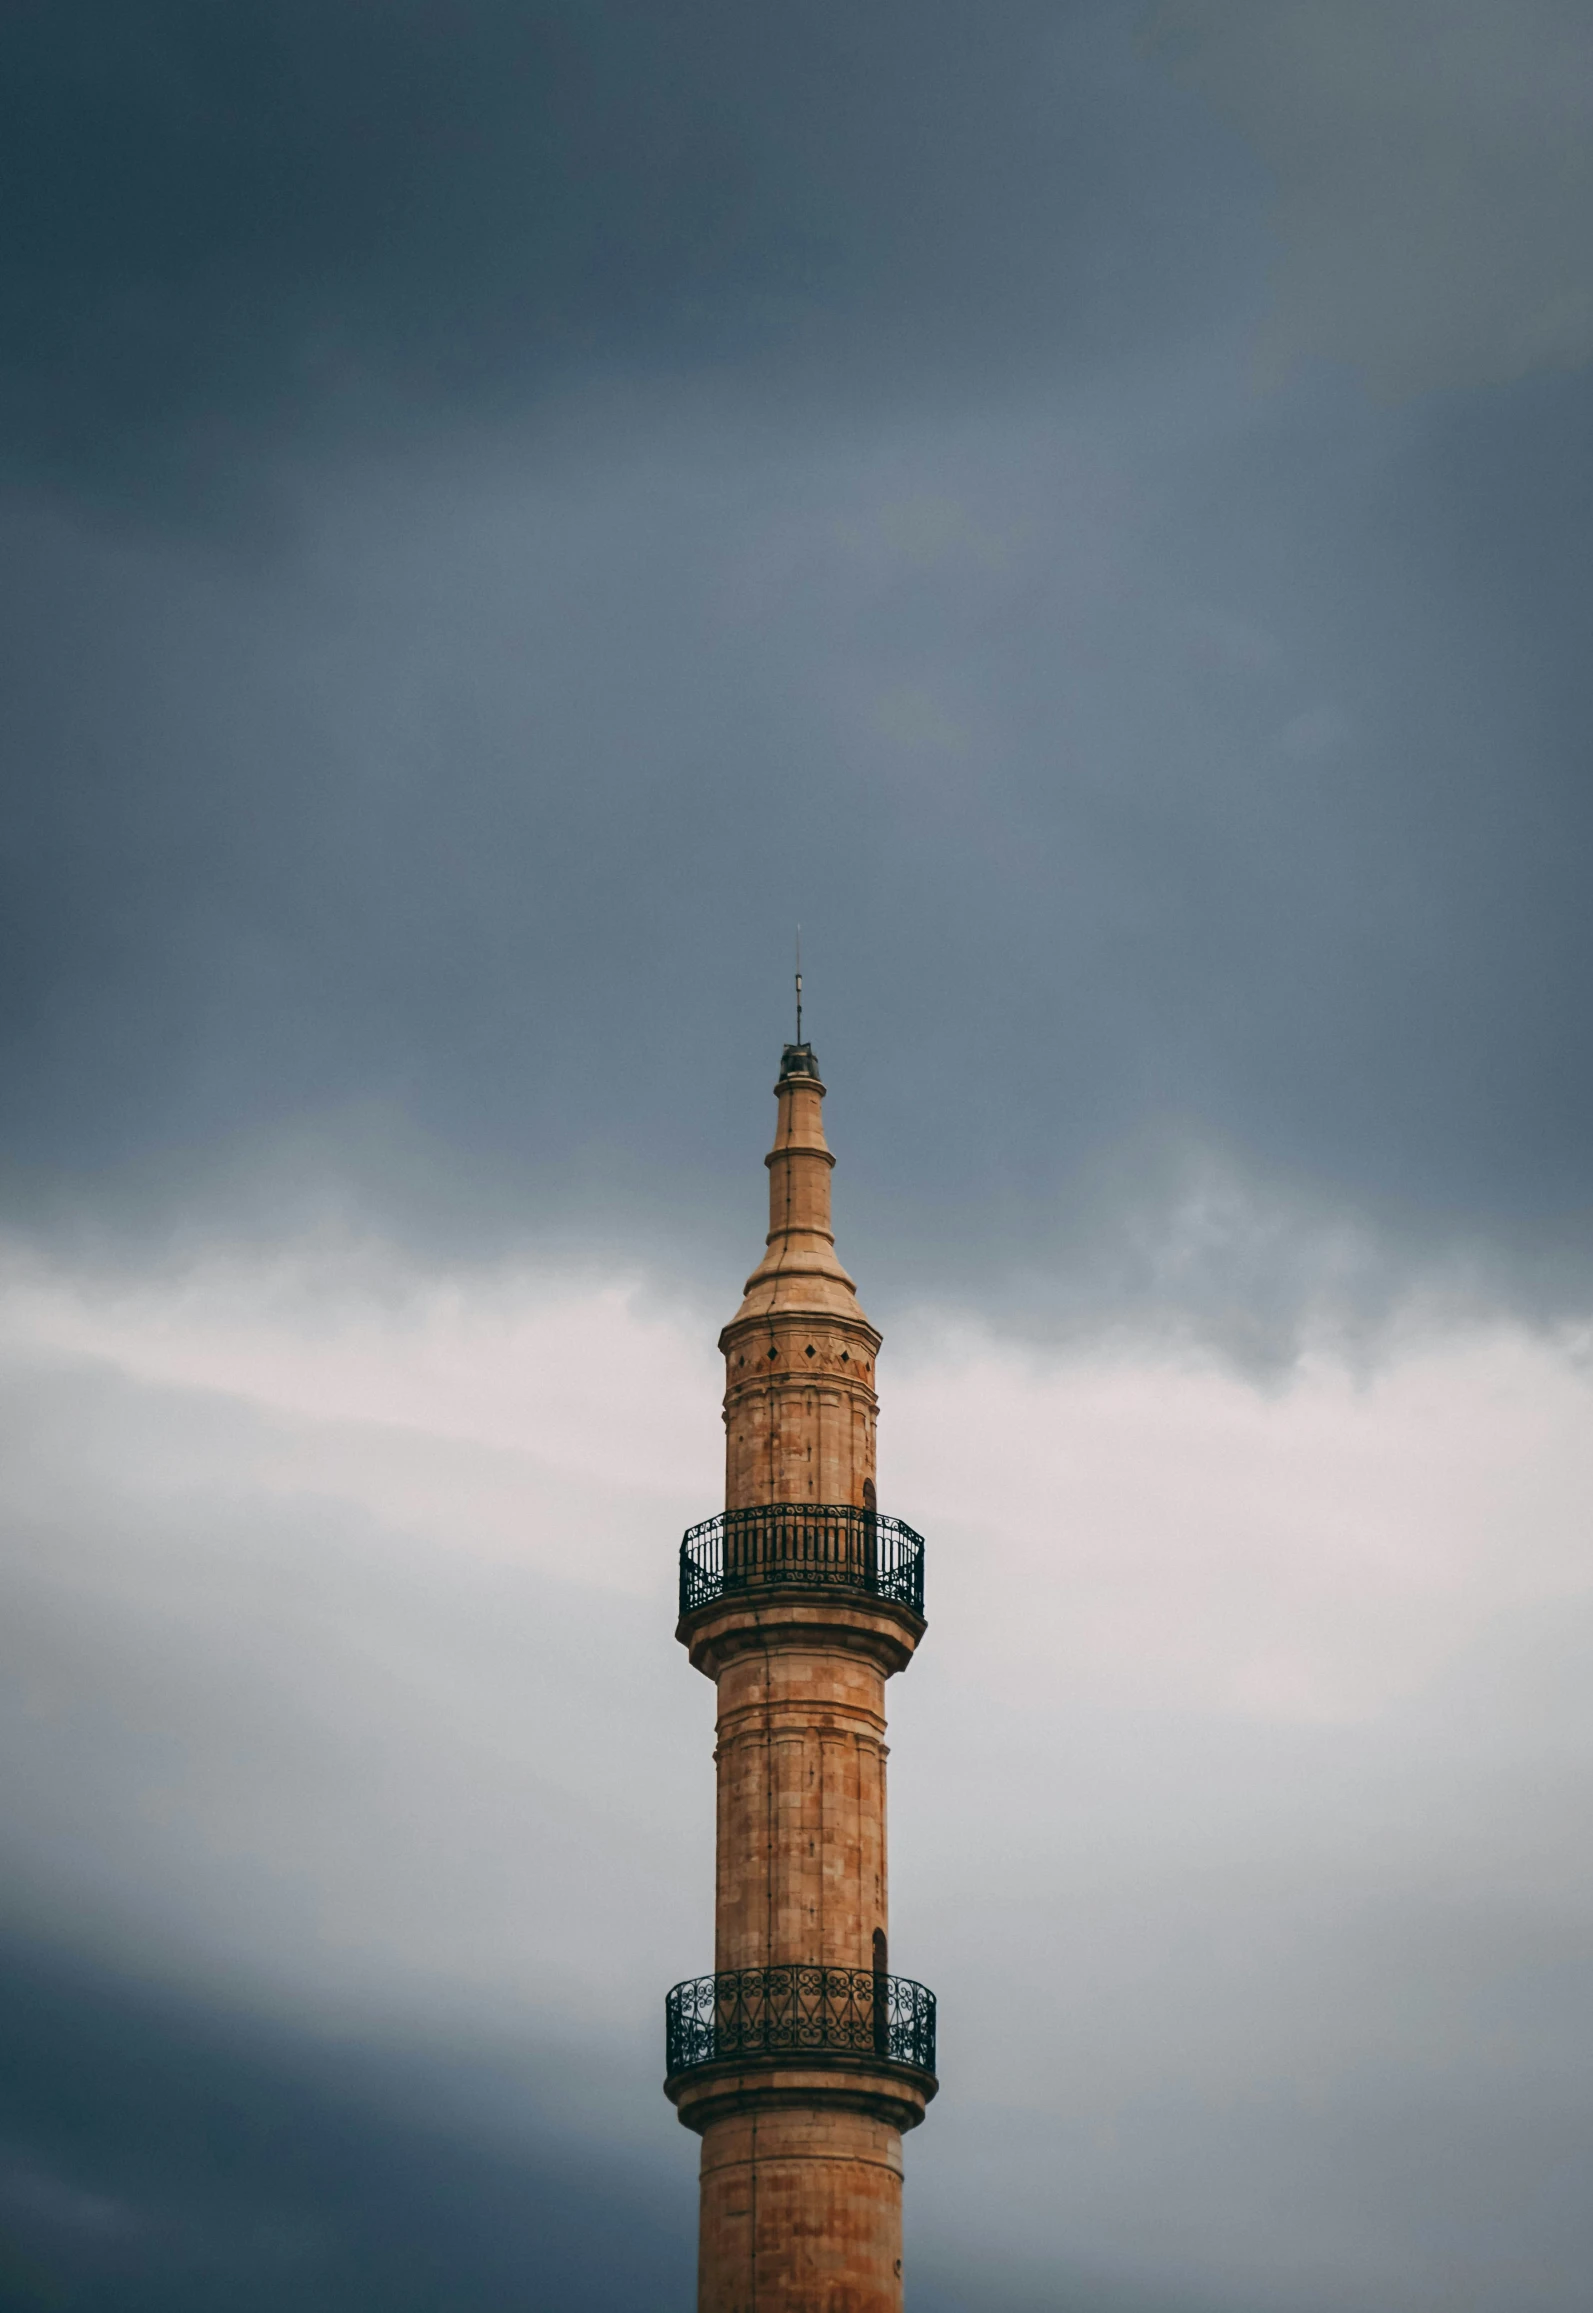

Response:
(721, 1043), (883, 1513)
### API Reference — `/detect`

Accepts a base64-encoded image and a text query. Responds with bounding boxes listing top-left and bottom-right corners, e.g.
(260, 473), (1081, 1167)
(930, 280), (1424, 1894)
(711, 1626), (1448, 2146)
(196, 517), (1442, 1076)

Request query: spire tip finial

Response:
(779, 927), (818, 1079)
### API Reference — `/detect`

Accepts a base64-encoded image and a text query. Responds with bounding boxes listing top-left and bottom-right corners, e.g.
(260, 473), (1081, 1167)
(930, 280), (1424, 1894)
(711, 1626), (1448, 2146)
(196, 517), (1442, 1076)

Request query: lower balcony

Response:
(665, 1964), (937, 2081)
(679, 1504), (925, 1617)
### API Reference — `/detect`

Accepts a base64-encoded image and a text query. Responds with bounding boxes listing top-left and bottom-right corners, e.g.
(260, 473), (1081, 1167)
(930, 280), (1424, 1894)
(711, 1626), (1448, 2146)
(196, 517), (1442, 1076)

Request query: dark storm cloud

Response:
(0, 0), (1236, 503)
(1151, 1), (1593, 397)
(0, 1934), (693, 2311)
(0, 1938), (1242, 2313)
(5, 373), (1588, 1344)
(0, 0), (1589, 1343)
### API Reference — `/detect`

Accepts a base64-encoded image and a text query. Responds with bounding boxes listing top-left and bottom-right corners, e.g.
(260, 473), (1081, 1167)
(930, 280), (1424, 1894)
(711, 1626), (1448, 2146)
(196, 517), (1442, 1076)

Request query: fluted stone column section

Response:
(712, 1641), (889, 1975)
(671, 1043), (932, 2313)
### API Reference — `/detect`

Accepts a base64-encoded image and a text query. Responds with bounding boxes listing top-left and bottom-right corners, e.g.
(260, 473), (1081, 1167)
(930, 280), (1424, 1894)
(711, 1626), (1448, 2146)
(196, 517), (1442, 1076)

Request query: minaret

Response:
(665, 1037), (936, 2313)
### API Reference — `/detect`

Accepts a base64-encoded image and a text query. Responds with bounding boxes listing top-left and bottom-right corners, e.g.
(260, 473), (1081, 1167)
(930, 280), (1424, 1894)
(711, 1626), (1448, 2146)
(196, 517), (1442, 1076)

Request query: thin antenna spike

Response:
(794, 925), (803, 1044)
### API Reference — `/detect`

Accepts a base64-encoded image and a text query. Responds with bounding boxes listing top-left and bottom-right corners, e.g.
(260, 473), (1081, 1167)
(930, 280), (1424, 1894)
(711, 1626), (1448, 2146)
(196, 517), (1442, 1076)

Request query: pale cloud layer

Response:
(1151, 0), (1593, 395)
(2, 1239), (1589, 2307)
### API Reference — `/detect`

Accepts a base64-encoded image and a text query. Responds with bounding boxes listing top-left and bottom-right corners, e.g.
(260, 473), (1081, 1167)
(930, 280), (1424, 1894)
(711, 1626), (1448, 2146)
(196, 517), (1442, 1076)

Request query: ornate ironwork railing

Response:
(679, 1504), (925, 1617)
(666, 1966), (936, 2078)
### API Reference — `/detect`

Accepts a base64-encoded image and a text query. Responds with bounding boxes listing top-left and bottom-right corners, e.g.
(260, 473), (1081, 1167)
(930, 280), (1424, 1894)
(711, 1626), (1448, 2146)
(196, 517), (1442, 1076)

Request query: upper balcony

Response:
(679, 1503), (925, 1619)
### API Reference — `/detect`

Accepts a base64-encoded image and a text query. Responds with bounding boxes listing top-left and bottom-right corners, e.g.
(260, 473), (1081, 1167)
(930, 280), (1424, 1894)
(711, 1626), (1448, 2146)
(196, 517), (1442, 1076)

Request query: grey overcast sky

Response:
(2, 7), (1592, 2311)
(3, 0), (1590, 1339)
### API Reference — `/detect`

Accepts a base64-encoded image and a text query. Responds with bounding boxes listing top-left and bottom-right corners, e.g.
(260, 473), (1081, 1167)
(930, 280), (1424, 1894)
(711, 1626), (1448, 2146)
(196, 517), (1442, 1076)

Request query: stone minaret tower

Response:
(665, 1039), (937, 2313)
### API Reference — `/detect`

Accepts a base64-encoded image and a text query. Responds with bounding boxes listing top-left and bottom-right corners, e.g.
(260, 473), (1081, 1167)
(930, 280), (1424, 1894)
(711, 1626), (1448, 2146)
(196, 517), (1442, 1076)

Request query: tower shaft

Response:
(667, 1044), (934, 2313)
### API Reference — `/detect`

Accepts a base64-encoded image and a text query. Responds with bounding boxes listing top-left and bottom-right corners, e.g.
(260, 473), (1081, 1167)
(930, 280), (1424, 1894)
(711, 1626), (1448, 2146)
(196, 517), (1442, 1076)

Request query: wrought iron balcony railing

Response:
(679, 1504), (925, 1617)
(666, 1965), (936, 2079)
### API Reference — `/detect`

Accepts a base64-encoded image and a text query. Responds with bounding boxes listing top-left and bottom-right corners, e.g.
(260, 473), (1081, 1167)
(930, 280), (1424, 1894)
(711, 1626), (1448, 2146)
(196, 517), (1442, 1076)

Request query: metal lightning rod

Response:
(794, 925), (803, 1044)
